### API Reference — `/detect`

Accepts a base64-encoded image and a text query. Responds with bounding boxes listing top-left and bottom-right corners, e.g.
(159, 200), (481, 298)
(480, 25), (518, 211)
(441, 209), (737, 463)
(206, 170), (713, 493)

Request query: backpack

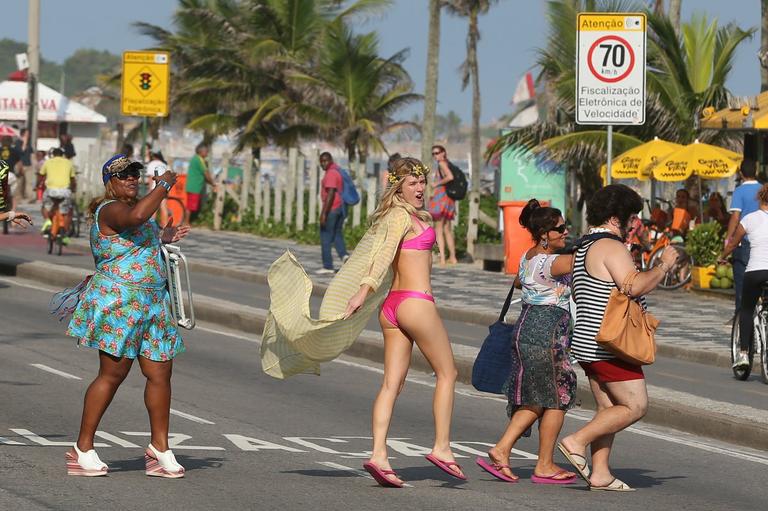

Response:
(445, 162), (468, 200)
(339, 167), (360, 206)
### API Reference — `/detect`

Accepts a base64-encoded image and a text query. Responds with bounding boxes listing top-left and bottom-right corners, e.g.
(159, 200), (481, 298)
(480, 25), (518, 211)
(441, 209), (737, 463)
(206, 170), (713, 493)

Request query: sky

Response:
(2, 0), (763, 124)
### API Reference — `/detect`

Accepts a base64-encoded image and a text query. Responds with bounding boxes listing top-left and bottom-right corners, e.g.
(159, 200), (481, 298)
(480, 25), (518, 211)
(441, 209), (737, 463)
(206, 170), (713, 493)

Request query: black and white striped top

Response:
(571, 238), (615, 362)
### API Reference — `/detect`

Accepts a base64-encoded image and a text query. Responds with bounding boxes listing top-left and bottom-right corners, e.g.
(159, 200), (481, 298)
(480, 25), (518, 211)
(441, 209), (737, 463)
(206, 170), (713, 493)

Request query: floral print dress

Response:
(66, 200), (184, 361)
(504, 253), (576, 419)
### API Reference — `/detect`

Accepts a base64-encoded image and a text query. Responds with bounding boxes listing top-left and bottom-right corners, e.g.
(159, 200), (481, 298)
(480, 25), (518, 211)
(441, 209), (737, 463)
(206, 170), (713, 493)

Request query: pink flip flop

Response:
(425, 454), (467, 480)
(475, 457), (519, 483)
(362, 461), (403, 488)
(531, 470), (577, 485)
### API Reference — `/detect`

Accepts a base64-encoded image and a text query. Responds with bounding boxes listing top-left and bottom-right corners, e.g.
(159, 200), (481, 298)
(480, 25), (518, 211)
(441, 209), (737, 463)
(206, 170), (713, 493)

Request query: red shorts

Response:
(186, 192), (202, 212)
(579, 359), (644, 383)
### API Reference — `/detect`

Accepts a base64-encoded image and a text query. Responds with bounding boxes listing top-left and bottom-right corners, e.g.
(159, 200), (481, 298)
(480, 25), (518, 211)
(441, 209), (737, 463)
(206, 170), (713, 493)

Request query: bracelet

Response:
(157, 180), (172, 193)
(7, 210), (15, 221)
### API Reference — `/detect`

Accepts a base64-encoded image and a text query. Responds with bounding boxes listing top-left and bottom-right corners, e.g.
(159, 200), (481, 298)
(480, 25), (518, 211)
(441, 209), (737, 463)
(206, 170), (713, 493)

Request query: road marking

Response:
(317, 461), (413, 487)
(0, 436), (26, 445)
(121, 432), (225, 450)
(170, 408), (216, 425)
(0, 276), (56, 293)
(10, 428), (109, 447)
(95, 431), (140, 448)
(196, 325), (258, 342)
(29, 363), (82, 380)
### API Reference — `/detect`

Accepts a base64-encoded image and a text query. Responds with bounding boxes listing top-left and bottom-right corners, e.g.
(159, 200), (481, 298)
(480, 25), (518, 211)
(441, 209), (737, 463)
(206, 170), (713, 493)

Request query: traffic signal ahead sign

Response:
(121, 51), (170, 117)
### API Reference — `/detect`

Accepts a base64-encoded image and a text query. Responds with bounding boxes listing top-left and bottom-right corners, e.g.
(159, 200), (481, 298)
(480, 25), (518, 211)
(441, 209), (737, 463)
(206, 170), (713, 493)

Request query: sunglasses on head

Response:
(111, 168), (141, 180)
(550, 224), (567, 234)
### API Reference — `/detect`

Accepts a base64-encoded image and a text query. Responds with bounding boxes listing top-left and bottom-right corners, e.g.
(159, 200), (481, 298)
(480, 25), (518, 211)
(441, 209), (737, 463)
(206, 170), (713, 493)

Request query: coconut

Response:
(710, 277), (721, 288)
(720, 277), (733, 289)
(716, 265), (729, 278)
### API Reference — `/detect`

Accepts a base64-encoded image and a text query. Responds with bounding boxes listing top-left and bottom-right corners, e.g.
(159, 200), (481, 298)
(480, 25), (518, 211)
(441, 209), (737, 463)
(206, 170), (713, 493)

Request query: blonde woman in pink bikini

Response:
(344, 157), (464, 488)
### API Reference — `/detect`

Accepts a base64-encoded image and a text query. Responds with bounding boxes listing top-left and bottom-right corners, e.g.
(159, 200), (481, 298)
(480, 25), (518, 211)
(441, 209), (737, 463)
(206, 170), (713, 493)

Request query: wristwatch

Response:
(157, 180), (172, 193)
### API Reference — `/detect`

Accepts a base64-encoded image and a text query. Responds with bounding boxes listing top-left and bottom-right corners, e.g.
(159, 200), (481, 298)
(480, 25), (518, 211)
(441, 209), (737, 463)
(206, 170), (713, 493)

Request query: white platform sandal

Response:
(66, 444), (108, 476)
(145, 443), (185, 479)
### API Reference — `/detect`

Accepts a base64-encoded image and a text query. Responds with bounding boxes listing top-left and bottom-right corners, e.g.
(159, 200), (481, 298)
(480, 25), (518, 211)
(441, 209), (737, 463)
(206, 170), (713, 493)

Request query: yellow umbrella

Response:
(651, 140), (742, 182)
(600, 137), (684, 181)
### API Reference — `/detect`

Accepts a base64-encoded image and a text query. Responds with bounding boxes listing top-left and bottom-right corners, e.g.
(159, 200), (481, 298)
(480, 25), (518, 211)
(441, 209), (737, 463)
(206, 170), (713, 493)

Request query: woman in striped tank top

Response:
(558, 185), (678, 492)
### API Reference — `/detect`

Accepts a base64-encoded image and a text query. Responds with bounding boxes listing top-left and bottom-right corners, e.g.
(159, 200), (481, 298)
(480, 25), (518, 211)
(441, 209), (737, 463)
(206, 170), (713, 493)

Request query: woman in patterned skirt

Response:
(64, 154), (190, 478)
(476, 199), (577, 484)
(428, 145), (458, 265)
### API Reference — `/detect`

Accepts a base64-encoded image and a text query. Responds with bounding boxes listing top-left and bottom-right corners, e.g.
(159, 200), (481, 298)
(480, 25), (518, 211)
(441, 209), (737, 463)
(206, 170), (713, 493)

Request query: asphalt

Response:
(2, 280), (768, 510)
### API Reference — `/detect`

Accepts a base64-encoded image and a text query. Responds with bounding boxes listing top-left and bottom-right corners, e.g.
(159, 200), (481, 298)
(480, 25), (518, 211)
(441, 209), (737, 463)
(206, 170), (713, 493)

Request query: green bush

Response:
(685, 221), (724, 267)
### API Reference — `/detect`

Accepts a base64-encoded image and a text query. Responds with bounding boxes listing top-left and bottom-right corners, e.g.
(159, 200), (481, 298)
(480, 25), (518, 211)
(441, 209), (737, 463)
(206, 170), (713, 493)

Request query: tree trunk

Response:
(468, 8), (481, 194)
(653, 0), (664, 16)
(669, 0), (681, 34)
(421, 0), (441, 166)
(762, 0), (768, 91)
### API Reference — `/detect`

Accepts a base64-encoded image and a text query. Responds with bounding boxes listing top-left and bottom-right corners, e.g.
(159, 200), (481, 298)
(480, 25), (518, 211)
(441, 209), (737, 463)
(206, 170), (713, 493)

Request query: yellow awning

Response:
(700, 91), (768, 130)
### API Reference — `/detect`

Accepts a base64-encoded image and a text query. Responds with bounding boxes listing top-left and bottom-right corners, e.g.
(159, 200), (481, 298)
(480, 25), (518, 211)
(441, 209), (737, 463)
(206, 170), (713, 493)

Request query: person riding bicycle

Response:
(720, 183), (768, 370)
(37, 147), (76, 237)
(726, 160), (762, 313)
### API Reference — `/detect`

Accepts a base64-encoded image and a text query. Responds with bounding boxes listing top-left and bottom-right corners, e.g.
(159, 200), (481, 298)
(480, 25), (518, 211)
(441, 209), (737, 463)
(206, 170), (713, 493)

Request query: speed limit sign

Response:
(576, 13), (646, 125)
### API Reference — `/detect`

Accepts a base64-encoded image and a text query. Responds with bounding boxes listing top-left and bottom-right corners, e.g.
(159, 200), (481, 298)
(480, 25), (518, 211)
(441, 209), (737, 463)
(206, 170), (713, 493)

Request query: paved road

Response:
(2, 278), (767, 510)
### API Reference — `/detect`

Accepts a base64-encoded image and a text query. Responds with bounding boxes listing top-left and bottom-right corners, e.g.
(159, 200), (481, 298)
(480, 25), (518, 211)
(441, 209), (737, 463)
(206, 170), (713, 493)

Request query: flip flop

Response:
(425, 454), (467, 480)
(589, 477), (635, 492)
(475, 457), (518, 483)
(531, 469), (577, 485)
(362, 461), (403, 488)
(557, 442), (591, 484)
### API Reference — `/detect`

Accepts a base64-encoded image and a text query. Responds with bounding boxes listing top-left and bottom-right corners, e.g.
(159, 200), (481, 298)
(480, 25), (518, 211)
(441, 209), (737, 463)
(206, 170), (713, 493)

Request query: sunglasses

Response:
(550, 224), (568, 234)
(111, 169), (141, 180)
(432, 151), (443, 156)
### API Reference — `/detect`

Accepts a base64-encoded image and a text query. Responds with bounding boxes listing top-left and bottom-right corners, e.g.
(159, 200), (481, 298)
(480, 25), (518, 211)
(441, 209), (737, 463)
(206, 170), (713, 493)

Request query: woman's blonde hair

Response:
(370, 156), (432, 227)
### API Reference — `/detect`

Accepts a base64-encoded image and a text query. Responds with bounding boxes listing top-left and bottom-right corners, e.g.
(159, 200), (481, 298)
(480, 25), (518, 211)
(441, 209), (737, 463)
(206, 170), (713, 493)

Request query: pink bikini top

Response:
(401, 219), (436, 251)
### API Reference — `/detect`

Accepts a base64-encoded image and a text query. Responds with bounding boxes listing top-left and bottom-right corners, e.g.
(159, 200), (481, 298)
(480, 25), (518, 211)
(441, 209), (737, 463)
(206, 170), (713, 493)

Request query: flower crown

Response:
(388, 163), (429, 184)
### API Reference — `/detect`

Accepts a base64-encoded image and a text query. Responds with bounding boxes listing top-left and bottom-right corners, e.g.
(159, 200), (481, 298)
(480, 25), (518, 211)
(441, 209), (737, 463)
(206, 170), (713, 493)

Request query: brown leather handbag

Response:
(595, 271), (659, 365)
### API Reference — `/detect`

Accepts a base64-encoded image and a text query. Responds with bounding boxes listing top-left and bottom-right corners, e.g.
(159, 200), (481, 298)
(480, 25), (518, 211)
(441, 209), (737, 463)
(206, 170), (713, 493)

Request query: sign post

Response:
(576, 13), (646, 184)
(121, 51), (170, 161)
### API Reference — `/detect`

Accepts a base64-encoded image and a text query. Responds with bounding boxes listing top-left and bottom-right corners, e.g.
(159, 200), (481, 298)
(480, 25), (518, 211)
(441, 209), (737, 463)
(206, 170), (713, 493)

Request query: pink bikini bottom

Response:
(381, 290), (434, 328)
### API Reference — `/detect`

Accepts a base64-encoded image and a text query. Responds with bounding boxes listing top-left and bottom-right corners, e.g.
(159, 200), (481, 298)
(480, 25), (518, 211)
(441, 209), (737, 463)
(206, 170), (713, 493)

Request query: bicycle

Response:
(46, 197), (70, 256)
(730, 284), (768, 383)
(630, 198), (694, 290)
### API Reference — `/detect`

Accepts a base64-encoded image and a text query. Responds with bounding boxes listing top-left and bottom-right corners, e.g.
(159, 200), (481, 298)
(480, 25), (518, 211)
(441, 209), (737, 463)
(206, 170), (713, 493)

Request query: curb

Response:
(3, 255), (767, 452)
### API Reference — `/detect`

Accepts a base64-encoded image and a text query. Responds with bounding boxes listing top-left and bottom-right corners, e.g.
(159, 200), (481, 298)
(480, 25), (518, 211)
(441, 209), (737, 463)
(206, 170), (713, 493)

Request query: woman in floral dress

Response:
(476, 199), (577, 484)
(64, 154), (190, 478)
(428, 145), (458, 265)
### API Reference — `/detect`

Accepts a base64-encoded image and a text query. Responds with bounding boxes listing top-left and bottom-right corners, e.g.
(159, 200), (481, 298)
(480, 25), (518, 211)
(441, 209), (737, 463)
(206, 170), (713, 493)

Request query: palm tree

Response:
(669, 0), (682, 33)
(421, 0), (442, 166)
(762, 0), (768, 91)
(445, 0), (498, 193)
(136, 0), (395, 151)
(292, 20), (420, 166)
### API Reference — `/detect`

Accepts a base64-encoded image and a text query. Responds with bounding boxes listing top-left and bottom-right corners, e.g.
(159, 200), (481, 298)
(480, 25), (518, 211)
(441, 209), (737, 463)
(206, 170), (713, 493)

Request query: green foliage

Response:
(62, 49), (120, 96)
(686, 221), (724, 267)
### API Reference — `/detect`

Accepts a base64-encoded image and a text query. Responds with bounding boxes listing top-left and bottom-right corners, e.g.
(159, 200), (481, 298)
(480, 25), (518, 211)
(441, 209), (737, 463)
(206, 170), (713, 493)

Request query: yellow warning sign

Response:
(121, 51), (170, 117)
